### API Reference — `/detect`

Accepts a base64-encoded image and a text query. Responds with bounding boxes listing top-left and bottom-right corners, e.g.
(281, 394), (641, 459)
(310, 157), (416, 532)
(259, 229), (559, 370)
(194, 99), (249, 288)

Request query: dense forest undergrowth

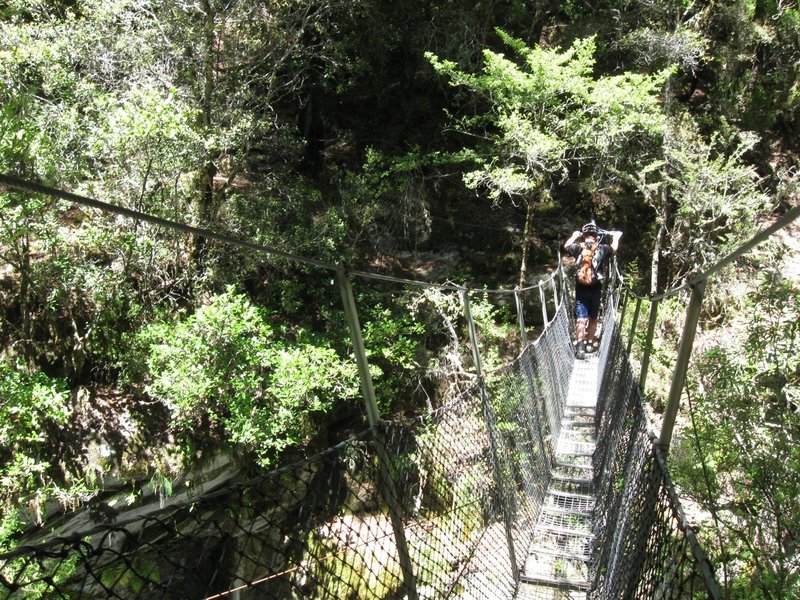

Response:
(1, 0), (799, 597)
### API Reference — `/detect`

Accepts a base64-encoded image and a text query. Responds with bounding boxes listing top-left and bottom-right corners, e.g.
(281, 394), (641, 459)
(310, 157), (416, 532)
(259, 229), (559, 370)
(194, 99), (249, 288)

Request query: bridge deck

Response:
(517, 351), (600, 599)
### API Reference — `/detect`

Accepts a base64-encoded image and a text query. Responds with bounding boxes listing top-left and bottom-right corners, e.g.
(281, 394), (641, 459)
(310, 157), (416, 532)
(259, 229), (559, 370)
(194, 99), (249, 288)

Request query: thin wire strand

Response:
(618, 203), (800, 301)
(0, 173), (560, 295)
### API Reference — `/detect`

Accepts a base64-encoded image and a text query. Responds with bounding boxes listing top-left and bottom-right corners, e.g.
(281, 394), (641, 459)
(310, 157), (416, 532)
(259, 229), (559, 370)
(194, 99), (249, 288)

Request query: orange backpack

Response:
(576, 240), (600, 286)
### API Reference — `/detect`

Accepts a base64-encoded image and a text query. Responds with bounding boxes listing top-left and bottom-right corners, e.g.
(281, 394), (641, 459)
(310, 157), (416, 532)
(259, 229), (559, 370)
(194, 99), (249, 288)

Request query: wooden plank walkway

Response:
(516, 350), (600, 600)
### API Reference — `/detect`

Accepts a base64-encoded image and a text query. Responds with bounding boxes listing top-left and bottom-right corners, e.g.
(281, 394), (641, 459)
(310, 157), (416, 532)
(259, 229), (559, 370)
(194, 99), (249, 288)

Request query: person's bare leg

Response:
(585, 318), (599, 353)
(575, 318), (588, 359)
(576, 318), (588, 342)
(588, 318), (597, 342)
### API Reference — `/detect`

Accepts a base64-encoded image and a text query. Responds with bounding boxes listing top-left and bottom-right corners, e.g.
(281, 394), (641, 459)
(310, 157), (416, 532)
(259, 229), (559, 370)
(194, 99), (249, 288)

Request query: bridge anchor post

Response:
(639, 298), (659, 393)
(659, 280), (706, 451)
(337, 266), (419, 600)
(514, 286), (529, 348)
(462, 288), (521, 583)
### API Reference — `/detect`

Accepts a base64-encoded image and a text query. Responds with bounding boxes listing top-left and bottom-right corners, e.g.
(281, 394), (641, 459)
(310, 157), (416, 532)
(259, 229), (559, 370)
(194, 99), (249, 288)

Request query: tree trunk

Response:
(519, 198), (536, 289)
(193, 0), (217, 271)
(193, 161), (216, 270)
(650, 185), (670, 295)
(19, 227), (33, 367)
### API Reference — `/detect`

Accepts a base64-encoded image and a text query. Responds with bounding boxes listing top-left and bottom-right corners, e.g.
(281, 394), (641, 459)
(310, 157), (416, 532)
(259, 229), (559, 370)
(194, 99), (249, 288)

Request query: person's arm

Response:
(607, 230), (623, 252)
(564, 230), (582, 250)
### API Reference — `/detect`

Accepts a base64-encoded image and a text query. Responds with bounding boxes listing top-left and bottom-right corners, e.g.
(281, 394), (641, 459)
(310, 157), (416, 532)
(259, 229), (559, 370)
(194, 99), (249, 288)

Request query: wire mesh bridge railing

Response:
(0, 271), (719, 599)
(8, 175), (792, 599)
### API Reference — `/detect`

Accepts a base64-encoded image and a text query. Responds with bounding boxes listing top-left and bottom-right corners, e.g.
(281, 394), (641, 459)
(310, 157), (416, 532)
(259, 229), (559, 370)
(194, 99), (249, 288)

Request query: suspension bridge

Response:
(1, 174), (798, 599)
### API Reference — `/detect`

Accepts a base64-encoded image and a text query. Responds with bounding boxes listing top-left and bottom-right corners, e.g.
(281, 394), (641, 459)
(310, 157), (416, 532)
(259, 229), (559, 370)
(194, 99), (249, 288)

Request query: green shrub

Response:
(135, 287), (359, 468)
(0, 362), (70, 506)
(671, 273), (800, 599)
(361, 301), (425, 413)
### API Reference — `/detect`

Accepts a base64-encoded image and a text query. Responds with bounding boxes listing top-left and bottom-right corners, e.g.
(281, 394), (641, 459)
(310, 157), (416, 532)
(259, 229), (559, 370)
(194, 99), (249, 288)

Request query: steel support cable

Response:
(2, 171), (719, 597)
(0, 173), (561, 296)
(0, 174), (334, 271)
(4, 171), (791, 331)
(615, 203), (800, 303)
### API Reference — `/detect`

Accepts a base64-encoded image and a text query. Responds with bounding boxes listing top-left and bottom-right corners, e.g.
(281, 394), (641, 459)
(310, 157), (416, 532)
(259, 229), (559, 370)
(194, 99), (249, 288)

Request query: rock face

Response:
(11, 438), (394, 599)
(23, 453), (242, 546)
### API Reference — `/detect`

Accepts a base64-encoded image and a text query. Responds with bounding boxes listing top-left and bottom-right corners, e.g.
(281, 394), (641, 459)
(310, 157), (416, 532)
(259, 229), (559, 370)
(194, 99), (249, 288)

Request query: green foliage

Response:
(134, 287), (359, 468)
(0, 551), (79, 600)
(671, 271), (800, 599)
(658, 118), (770, 286)
(704, 0), (800, 132)
(334, 147), (433, 255)
(1, 0), (353, 302)
(427, 32), (668, 204)
(618, 26), (707, 73)
(0, 10), (96, 182)
(229, 179), (351, 267)
(467, 293), (518, 372)
(0, 362), (93, 557)
(0, 191), (151, 380)
(361, 299), (425, 413)
(84, 85), (201, 210)
(405, 287), (470, 400)
(427, 29), (669, 286)
(0, 362), (70, 503)
(0, 510), (23, 552)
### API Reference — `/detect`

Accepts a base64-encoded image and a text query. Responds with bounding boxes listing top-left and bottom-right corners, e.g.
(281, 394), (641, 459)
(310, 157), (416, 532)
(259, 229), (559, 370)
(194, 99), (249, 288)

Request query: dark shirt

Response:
(566, 242), (614, 286)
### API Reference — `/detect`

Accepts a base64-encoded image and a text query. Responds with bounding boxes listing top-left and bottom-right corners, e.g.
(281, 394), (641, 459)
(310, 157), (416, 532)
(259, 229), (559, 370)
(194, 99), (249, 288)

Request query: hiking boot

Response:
(586, 339), (598, 354)
(576, 341), (586, 360)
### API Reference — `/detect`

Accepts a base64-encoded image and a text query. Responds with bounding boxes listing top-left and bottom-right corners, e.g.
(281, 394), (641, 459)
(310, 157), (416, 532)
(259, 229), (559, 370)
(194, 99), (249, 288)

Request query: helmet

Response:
(581, 222), (598, 235)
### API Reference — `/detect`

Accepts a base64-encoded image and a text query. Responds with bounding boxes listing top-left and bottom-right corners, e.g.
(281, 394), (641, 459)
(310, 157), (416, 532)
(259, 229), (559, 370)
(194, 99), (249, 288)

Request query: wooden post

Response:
(659, 280), (706, 450)
(337, 266), (418, 600)
(639, 298), (659, 393)
(462, 288), (520, 582)
(617, 288), (629, 335)
(539, 283), (548, 325)
(627, 296), (642, 357)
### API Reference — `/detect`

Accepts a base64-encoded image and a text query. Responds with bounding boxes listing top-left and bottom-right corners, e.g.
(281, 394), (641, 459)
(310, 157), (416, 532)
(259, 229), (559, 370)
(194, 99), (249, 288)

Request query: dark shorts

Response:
(575, 284), (602, 320)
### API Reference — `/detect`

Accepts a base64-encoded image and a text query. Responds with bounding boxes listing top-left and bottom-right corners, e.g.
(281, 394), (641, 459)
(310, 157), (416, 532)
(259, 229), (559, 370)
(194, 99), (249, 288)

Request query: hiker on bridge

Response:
(564, 222), (622, 360)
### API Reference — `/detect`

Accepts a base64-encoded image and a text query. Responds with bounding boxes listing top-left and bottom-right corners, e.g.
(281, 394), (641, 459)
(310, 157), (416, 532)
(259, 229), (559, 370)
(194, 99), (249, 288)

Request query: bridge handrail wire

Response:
(610, 204), (800, 448)
(0, 173), (559, 296)
(0, 173), (571, 598)
(591, 277), (722, 599)
(0, 171), (742, 599)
